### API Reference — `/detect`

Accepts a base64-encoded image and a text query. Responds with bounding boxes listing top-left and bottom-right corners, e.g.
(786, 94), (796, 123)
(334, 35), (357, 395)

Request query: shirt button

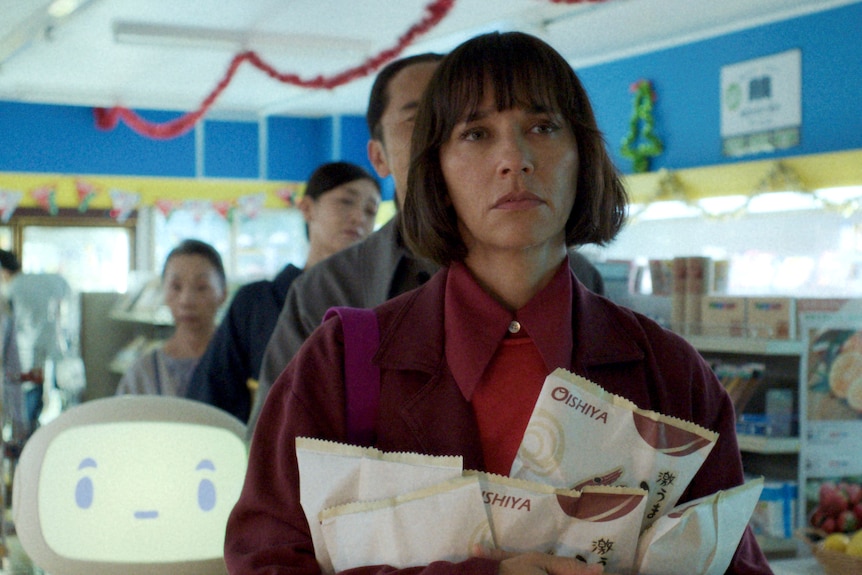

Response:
(508, 320), (521, 334)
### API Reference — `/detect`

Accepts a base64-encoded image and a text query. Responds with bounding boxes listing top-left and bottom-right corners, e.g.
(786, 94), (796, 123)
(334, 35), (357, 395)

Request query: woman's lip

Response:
(493, 192), (544, 210)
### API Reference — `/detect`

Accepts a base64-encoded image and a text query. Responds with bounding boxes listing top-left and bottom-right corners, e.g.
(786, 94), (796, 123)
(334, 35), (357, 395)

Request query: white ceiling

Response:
(0, 0), (854, 119)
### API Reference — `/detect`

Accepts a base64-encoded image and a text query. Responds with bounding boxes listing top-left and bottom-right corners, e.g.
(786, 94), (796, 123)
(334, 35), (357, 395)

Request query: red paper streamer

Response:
(94, 0), (455, 139)
(94, 0), (607, 140)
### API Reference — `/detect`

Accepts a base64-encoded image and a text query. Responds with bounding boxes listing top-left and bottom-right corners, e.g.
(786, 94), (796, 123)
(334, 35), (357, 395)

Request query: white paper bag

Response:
(471, 471), (647, 573)
(635, 478), (764, 575)
(296, 437), (463, 573)
(510, 369), (718, 529)
(320, 475), (493, 571)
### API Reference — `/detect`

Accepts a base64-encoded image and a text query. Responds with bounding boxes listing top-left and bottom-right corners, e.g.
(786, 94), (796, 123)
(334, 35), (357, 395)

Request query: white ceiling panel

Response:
(0, 0), (854, 118)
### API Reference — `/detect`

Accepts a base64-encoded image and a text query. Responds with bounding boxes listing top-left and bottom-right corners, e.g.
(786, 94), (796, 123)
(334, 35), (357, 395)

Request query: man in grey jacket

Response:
(248, 53), (605, 433)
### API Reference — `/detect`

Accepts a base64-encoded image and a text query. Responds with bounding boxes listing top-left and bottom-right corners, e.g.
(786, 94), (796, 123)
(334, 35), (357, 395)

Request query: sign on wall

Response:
(720, 49), (801, 158)
(798, 310), (862, 530)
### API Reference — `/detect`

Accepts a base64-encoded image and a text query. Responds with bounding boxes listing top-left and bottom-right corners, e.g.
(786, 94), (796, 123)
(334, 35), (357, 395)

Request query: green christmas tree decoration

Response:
(620, 79), (664, 173)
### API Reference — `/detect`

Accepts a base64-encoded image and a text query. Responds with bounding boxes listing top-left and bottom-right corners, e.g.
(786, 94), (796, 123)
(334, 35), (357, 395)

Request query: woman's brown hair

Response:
(402, 31), (628, 266)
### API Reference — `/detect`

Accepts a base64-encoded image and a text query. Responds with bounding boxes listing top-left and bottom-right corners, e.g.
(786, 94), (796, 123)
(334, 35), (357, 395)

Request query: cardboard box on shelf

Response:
(746, 297), (796, 340)
(711, 259), (730, 293)
(795, 298), (851, 328)
(701, 296), (747, 337)
(684, 256), (711, 336)
(648, 259), (674, 296)
(670, 257), (688, 334)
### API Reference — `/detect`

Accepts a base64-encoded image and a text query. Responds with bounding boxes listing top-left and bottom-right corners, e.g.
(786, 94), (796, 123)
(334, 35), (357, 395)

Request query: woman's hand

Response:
(474, 546), (608, 575)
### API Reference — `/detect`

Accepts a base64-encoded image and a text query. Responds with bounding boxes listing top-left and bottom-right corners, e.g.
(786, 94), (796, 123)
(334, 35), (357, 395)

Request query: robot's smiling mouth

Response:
(134, 510), (159, 519)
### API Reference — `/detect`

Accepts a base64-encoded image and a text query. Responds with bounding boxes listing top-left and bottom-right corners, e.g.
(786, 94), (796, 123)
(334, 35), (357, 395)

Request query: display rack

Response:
(685, 334), (804, 558)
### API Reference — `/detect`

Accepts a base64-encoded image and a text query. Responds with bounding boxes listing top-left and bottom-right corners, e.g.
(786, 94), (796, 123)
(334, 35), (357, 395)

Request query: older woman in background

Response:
(116, 238), (226, 397)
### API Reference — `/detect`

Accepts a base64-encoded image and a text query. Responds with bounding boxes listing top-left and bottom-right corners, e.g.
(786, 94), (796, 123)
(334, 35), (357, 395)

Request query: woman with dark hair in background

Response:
(185, 162), (381, 422)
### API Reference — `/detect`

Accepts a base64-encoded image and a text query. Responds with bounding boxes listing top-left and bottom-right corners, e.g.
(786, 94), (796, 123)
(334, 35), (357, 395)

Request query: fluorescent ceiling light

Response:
(48, 0), (88, 19)
(112, 21), (371, 55)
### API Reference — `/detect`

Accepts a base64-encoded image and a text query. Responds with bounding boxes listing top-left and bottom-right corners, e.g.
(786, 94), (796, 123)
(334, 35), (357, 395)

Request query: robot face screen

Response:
(38, 421), (247, 563)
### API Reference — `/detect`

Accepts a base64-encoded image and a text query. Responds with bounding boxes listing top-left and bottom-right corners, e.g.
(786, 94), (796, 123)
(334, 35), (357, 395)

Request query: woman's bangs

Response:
(506, 64), (562, 115)
(433, 34), (576, 139)
(440, 60), (486, 129)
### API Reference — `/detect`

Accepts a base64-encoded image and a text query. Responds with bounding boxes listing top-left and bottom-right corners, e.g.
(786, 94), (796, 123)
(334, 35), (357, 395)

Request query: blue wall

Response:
(266, 116), (332, 181)
(204, 120), (259, 179)
(0, 104), (196, 176)
(578, 1), (862, 173)
(0, 2), (859, 184)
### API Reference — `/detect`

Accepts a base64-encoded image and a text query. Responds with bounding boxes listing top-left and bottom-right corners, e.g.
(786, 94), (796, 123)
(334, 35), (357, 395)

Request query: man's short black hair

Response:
(365, 52), (445, 142)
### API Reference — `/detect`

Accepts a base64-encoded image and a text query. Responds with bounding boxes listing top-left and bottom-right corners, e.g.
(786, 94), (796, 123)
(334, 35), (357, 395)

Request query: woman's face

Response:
(439, 89), (578, 262)
(304, 178), (380, 256)
(163, 254), (225, 330)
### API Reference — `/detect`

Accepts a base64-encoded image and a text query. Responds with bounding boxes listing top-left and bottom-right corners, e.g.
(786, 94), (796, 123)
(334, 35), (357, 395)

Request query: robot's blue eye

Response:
(197, 479), (216, 511)
(75, 477), (94, 509)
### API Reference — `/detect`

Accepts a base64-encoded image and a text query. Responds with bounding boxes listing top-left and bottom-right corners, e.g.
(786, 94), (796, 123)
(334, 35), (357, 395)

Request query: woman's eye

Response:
(458, 127), (485, 142)
(533, 122), (559, 134)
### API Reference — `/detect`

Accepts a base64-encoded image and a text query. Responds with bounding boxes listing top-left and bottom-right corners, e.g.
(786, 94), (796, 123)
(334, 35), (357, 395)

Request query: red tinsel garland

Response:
(94, 0), (454, 139)
(94, 0), (605, 139)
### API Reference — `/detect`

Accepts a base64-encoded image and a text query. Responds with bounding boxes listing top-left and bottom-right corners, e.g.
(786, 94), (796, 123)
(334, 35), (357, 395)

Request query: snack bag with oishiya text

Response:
(509, 368), (718, 530)
(319, 475), (493, 572)
(468, 471), (647, 573)
(296, 437), (463, 574)
(634, 478), (764, 575)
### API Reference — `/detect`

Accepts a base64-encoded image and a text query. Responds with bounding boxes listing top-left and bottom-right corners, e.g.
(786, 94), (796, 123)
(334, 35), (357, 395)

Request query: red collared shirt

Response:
(443, 258), (574, 473)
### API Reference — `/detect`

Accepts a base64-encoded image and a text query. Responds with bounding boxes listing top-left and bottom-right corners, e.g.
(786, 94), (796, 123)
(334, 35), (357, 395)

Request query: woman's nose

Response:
(498, 133), (534, 176)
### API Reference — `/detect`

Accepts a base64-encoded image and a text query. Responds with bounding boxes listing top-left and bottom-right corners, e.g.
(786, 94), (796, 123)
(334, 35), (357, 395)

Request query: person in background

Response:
(116, 239), (226, 397)
(0, 249), (71, 439)
(185, 162), (381, 422)
(225, 32), (772, 574)
(0, 270), (23, 451)
(246, 51), (604, 434)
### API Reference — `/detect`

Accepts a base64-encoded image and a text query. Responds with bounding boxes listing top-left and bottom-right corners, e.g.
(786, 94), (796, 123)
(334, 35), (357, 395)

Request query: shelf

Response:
(756, 534), (801, 557)
(738, 434), (800, 454)
(685, 335), (803, 356)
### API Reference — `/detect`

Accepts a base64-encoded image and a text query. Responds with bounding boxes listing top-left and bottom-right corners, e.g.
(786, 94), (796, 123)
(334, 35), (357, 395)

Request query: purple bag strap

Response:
(324, 306), (380, 446)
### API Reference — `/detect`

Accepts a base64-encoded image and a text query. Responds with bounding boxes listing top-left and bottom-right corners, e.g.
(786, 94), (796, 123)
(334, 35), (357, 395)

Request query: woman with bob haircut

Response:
(225, 32), (772, 575)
